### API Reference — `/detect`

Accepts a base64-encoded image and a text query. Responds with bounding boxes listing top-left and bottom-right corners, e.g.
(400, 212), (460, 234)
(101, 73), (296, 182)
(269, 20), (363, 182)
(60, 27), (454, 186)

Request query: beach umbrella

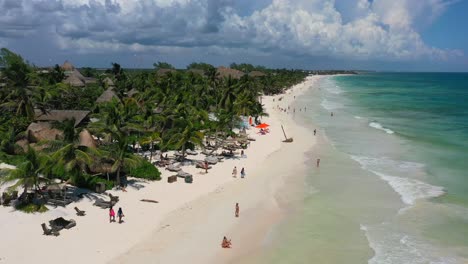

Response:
(255, 123), (269, 129)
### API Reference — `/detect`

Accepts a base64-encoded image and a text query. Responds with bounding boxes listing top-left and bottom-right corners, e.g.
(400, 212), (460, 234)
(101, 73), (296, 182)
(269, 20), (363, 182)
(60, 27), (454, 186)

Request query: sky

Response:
(0, 0), (467, 71)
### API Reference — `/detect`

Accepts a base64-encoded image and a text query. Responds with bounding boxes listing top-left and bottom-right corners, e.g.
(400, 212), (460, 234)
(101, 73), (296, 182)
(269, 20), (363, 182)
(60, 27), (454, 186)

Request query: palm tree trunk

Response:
(116, 167), (121, 187)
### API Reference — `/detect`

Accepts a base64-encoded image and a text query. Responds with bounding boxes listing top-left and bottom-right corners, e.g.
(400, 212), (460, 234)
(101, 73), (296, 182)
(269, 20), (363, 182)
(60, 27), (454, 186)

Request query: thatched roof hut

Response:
(34, 109), (90, 127)
(61, 61), (75, 72)
(249, 71), (267, 77)
(63, 74), (85, 87)
(157, 68), (176, 76)
(103, 77), (115, 87)
(127, 88), (138, 98)
(96, 88), (119, 103)
(216, 66), (245, 79)
(26, 122), (63, 143)
(78, 129), (96, 148)
(188, 69), (205, 76)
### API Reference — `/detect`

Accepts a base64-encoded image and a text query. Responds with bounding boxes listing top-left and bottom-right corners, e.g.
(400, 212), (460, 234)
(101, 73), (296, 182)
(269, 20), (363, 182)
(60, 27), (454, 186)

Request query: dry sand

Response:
(0, 76), (322, 264)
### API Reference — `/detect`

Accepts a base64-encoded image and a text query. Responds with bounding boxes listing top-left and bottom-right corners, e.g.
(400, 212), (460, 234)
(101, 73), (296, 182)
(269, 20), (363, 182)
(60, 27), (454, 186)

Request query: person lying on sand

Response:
(222, 236), (232, 248)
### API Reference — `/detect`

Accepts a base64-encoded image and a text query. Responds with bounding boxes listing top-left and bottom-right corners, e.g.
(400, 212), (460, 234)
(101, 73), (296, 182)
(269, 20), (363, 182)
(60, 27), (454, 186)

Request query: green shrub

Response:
(126, 160), (161, 180)
(74, 174), (115, 190)
(16, 203), (48, 213)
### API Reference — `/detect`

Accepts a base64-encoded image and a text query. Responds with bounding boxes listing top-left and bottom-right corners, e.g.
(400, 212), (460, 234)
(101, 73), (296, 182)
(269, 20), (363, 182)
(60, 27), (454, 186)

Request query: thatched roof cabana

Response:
(96, 88), (119, 103)
(63, 74), (85, 87)
(157, 68), (176, 76)
(249, 71), (267, 77)
(61, 61), (75, 72)
(216, 66), (245, 79)
(127, 88), (138, 98)
(26, 122), (63, 142)
(103, 77), (115, 87)
(79, 129), (96, 148)
(34, 109), (90, 127)
(188, 69), (205, 76)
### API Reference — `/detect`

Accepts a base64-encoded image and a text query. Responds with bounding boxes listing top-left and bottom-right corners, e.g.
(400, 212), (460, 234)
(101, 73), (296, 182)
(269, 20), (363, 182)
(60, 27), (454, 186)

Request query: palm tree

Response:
(167, 121), (204, 158)
(0, 146), (51, 196)
(139, 132), (161, 162)
(0, 48), (35, 121)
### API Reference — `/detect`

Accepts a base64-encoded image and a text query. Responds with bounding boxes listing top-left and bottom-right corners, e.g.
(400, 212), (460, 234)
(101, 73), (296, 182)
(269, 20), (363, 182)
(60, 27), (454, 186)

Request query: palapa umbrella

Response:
(255, 123), (270, 129)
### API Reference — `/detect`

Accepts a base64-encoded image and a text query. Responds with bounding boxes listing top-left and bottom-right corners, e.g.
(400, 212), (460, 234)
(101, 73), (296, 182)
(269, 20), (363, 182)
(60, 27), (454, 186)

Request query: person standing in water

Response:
(314, 129), (316, 135)
(316, 158), (321, 167)
(235, 203), (239, 217)
(331, 112), (334, 117)
(117, 207), (125, 223)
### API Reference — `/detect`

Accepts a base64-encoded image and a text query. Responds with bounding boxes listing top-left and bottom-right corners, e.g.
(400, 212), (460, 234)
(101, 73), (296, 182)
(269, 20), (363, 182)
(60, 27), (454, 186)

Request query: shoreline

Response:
(111, 76), (322, 263)
(0, 76), (322, 264)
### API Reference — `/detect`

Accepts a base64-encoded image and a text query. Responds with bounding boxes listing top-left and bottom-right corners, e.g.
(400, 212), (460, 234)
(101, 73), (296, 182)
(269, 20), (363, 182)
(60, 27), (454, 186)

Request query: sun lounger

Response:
(74, 207), (86, 216)
(205, 156), (218, 165)
(166, 164), (181, 172)
(41, 223), (60, 236)
(177, 171), (192, 178)
(186, 149), (198, 155)
(195, 161), (212, 169)
(108, 193), (119, 202)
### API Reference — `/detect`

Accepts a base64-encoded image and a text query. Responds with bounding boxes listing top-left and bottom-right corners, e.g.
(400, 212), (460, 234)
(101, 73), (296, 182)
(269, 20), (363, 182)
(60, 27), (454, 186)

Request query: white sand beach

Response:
(0, 76), (322, 264)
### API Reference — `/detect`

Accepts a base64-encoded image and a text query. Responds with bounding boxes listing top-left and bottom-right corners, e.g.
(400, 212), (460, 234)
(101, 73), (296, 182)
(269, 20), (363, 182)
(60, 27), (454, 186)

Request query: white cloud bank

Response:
(0, 0), (463, 62)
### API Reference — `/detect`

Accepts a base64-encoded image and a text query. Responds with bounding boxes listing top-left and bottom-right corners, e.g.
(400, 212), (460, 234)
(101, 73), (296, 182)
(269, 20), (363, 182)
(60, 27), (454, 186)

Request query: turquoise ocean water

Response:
(244, 73), (468, 264)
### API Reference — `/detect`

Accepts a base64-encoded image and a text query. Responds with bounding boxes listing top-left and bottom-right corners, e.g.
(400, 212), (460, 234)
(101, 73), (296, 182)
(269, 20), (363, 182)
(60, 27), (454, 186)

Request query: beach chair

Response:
(41, 223), (60, 236)
(108, 193), (119, 203)
(74, 207), (86, 216)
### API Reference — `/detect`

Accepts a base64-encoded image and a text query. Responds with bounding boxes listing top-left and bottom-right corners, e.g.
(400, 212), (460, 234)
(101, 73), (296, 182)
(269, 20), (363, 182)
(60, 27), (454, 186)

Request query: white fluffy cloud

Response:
(0, 0), (463, 63)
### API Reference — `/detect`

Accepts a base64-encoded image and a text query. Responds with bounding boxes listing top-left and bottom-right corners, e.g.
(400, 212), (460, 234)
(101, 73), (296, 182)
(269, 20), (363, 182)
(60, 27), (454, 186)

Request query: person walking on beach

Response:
(109, 207), (115, 223)
(316, 158), (321, 168)
(232, 166), (237, 178)
(314, 129), (316, 136)
(204, 161), (209, 173)
(235, 203), (240, 217)
(241, 167), (246, 178)
(117, 207), (125, 223)
(241, 150), (245, 158)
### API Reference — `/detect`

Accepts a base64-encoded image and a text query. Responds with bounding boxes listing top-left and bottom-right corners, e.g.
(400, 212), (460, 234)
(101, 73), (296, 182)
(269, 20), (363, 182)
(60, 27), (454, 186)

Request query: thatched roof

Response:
(26, 122), (63, 142)
(103, 77), (115, 86)
(96, 88), (119, 103)
(63, 74), (85, 87)
(84, 77), (97, 84)
(216, 66), (245, 79)
(188, 69), (205, 76)
(127, 88), (138, 98)
(61, 61), (75, 71)
(249, 71), (267, 77)
(34, 109), (90, 127)
(157, 68), (176, 76)
(78, 129), (96, 148)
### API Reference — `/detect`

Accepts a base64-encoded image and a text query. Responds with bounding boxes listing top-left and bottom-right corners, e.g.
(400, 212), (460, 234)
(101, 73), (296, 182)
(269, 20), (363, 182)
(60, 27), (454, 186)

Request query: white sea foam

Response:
(370, 170), (445, 205)
(350, 155), (425, 172)
(350, 155), (443, 205)
(325, 85), (344, 94)
(320, 99), (343, 110)
(354, 116), (363, 119)
(361, 223), (459, 264)
(369, 121), (395, 134)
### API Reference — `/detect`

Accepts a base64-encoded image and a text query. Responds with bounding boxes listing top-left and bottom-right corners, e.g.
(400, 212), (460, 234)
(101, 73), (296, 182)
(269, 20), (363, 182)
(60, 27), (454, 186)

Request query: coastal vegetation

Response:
(0, 48), (308, 211)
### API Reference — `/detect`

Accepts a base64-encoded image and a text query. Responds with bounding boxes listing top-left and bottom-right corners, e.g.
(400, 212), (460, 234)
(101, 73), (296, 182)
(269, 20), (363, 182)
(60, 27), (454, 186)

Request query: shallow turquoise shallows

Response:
(243, 73), (468, 264)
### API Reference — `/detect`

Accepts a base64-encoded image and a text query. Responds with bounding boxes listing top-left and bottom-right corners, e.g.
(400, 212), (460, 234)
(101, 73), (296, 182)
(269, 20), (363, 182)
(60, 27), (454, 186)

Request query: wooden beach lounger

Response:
(74, 207), (86, 216)
(41, 223), (60, 236)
